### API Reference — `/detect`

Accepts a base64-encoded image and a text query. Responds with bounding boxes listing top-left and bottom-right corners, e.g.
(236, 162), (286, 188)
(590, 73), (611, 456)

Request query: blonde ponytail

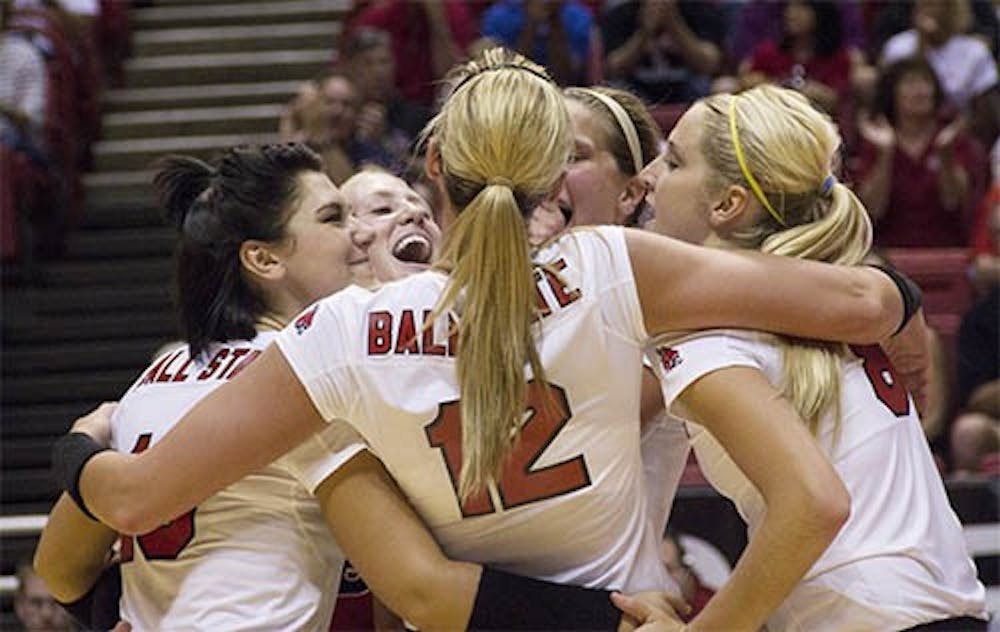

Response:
(762, 183), (871, 438)
(425, 48), (571, 499)
(700, 86), (873, 438)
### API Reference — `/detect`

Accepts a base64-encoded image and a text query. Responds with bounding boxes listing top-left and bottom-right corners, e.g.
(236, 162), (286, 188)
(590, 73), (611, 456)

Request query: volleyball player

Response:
(624, 85), (986, 631)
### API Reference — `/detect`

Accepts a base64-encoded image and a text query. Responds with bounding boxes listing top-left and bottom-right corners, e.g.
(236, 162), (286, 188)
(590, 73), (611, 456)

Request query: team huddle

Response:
(39, 48), (988, 631)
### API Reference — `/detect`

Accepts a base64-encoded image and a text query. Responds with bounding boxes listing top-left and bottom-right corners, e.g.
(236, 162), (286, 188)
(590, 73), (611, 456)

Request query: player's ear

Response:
(708, 184), (753, 231)
(240, 239), (284, 282)
(425, 138), (443, 181)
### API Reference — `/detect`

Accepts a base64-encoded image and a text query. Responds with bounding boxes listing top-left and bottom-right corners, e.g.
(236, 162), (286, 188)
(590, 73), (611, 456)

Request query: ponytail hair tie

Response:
(487, 176), (514, 188)
(821, 174), (836, 196)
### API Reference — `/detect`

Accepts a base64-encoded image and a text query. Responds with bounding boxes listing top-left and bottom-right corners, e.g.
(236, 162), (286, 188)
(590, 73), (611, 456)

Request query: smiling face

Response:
(343, 171), (441, 282)
(638, 103), (717, 245)
(270, 171), (362, 306)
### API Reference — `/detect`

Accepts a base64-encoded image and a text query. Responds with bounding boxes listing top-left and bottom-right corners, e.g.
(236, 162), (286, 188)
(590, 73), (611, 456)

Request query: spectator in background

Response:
(346, 0), (474, 107)
(278, 80), (321, 144)
(0, 0), (55, 271)
(13, 560), (77, 632)
(0, 0), (48, 164)
(739, 1), (856, 118)
(951, 173), (1000, 476)
(853, 57), (986, 247)
(881, 0), (999, 146)
(480, 0), (592, 86)
(727, 0), (868, 72)
(15, 0), (102, 155)
(969, 144), (1000, 294)
(340, 27), (429, 175)
(601, 0), (726, 105)
(868, 0), (998, 69)
(278, 72), (395, 185)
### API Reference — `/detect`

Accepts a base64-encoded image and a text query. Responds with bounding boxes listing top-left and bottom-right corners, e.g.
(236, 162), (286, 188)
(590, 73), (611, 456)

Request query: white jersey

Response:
(277, 227), (671, 592)
(640, 407), (690, 539)
(646, 329), (987, 631)
(111, 332), (365, 632)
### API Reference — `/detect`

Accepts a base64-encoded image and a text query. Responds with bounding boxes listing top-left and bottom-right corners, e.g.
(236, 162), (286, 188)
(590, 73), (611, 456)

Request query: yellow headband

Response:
(728, 97), (785, 226)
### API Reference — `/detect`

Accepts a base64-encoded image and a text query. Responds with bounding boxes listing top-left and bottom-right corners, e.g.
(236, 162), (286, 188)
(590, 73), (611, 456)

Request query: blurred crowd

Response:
(287, 0), (998, 245)
(1, 0), (130, 278)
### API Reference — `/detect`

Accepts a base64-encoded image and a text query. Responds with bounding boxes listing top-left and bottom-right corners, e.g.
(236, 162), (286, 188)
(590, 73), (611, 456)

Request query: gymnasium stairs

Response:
(1, 0), (349, 620)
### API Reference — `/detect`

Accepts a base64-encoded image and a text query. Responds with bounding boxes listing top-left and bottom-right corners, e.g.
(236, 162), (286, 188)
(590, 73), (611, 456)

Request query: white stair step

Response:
(124, 49), (331, 87)
(102, 104), (284, 140)
(104, 80), (304, 112)
(134, 22), (339, 56)
(132, 0), (350, 29)
(93, 132), (279, 171)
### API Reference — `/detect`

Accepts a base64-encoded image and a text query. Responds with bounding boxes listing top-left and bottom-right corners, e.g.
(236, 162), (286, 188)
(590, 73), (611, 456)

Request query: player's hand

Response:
(612, 589), (689, 631)
(933, 117), (965, 160)
(109, 621), (131, 632)
(355, 102), (388, 143)
(882, 308), (932, 414)
(70, 402), (118, 448)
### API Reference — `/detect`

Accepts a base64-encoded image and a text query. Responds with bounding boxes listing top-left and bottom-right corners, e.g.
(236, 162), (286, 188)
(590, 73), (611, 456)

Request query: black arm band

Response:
(59, 563), (122, 631)
(870, 264), (923, 335)
(51, 432), (107, 521)
(468, 567), (619, 631)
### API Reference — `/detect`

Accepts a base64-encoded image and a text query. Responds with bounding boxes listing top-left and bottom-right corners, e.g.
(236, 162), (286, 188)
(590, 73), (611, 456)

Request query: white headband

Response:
(575, 88), (644, 175)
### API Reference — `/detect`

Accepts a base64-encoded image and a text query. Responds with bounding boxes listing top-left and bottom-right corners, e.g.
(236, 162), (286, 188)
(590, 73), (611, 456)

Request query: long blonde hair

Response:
(425, 48), (572, 499)
(700, 85), (872, 437)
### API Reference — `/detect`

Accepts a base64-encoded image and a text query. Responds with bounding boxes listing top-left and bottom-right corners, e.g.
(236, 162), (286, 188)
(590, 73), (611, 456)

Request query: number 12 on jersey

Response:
(425, 380), (592, 518)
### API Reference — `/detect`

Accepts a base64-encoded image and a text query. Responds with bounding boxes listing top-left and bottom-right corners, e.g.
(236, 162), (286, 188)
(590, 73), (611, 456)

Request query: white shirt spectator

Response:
(0, 32), (47, 144)
(13, 0), (98, 15)
(882, 30), (998, 110)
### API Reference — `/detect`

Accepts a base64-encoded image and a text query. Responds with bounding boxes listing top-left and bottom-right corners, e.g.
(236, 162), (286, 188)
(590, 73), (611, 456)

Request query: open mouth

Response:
(558, 202), (573, 226)
(392, 233), (434, 264)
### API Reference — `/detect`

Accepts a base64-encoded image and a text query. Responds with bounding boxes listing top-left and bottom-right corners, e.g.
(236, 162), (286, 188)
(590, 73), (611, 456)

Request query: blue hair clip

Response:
(821, 174), (835, 196)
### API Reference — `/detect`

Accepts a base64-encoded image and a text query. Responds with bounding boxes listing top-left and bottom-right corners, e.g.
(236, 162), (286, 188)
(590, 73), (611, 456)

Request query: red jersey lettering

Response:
(226, 349), (262, 379)
(155, 350), (186, 383)
(395, 310), (419, 355)
(368, 311), (393, 354)
(541, 259), (581, 308)
(422, 310), (448, 356)
(197, 348), (229, 380)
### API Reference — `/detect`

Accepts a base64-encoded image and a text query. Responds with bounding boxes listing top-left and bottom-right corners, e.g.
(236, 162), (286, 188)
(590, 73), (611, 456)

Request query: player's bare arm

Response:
(626, 228), (903, 343)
